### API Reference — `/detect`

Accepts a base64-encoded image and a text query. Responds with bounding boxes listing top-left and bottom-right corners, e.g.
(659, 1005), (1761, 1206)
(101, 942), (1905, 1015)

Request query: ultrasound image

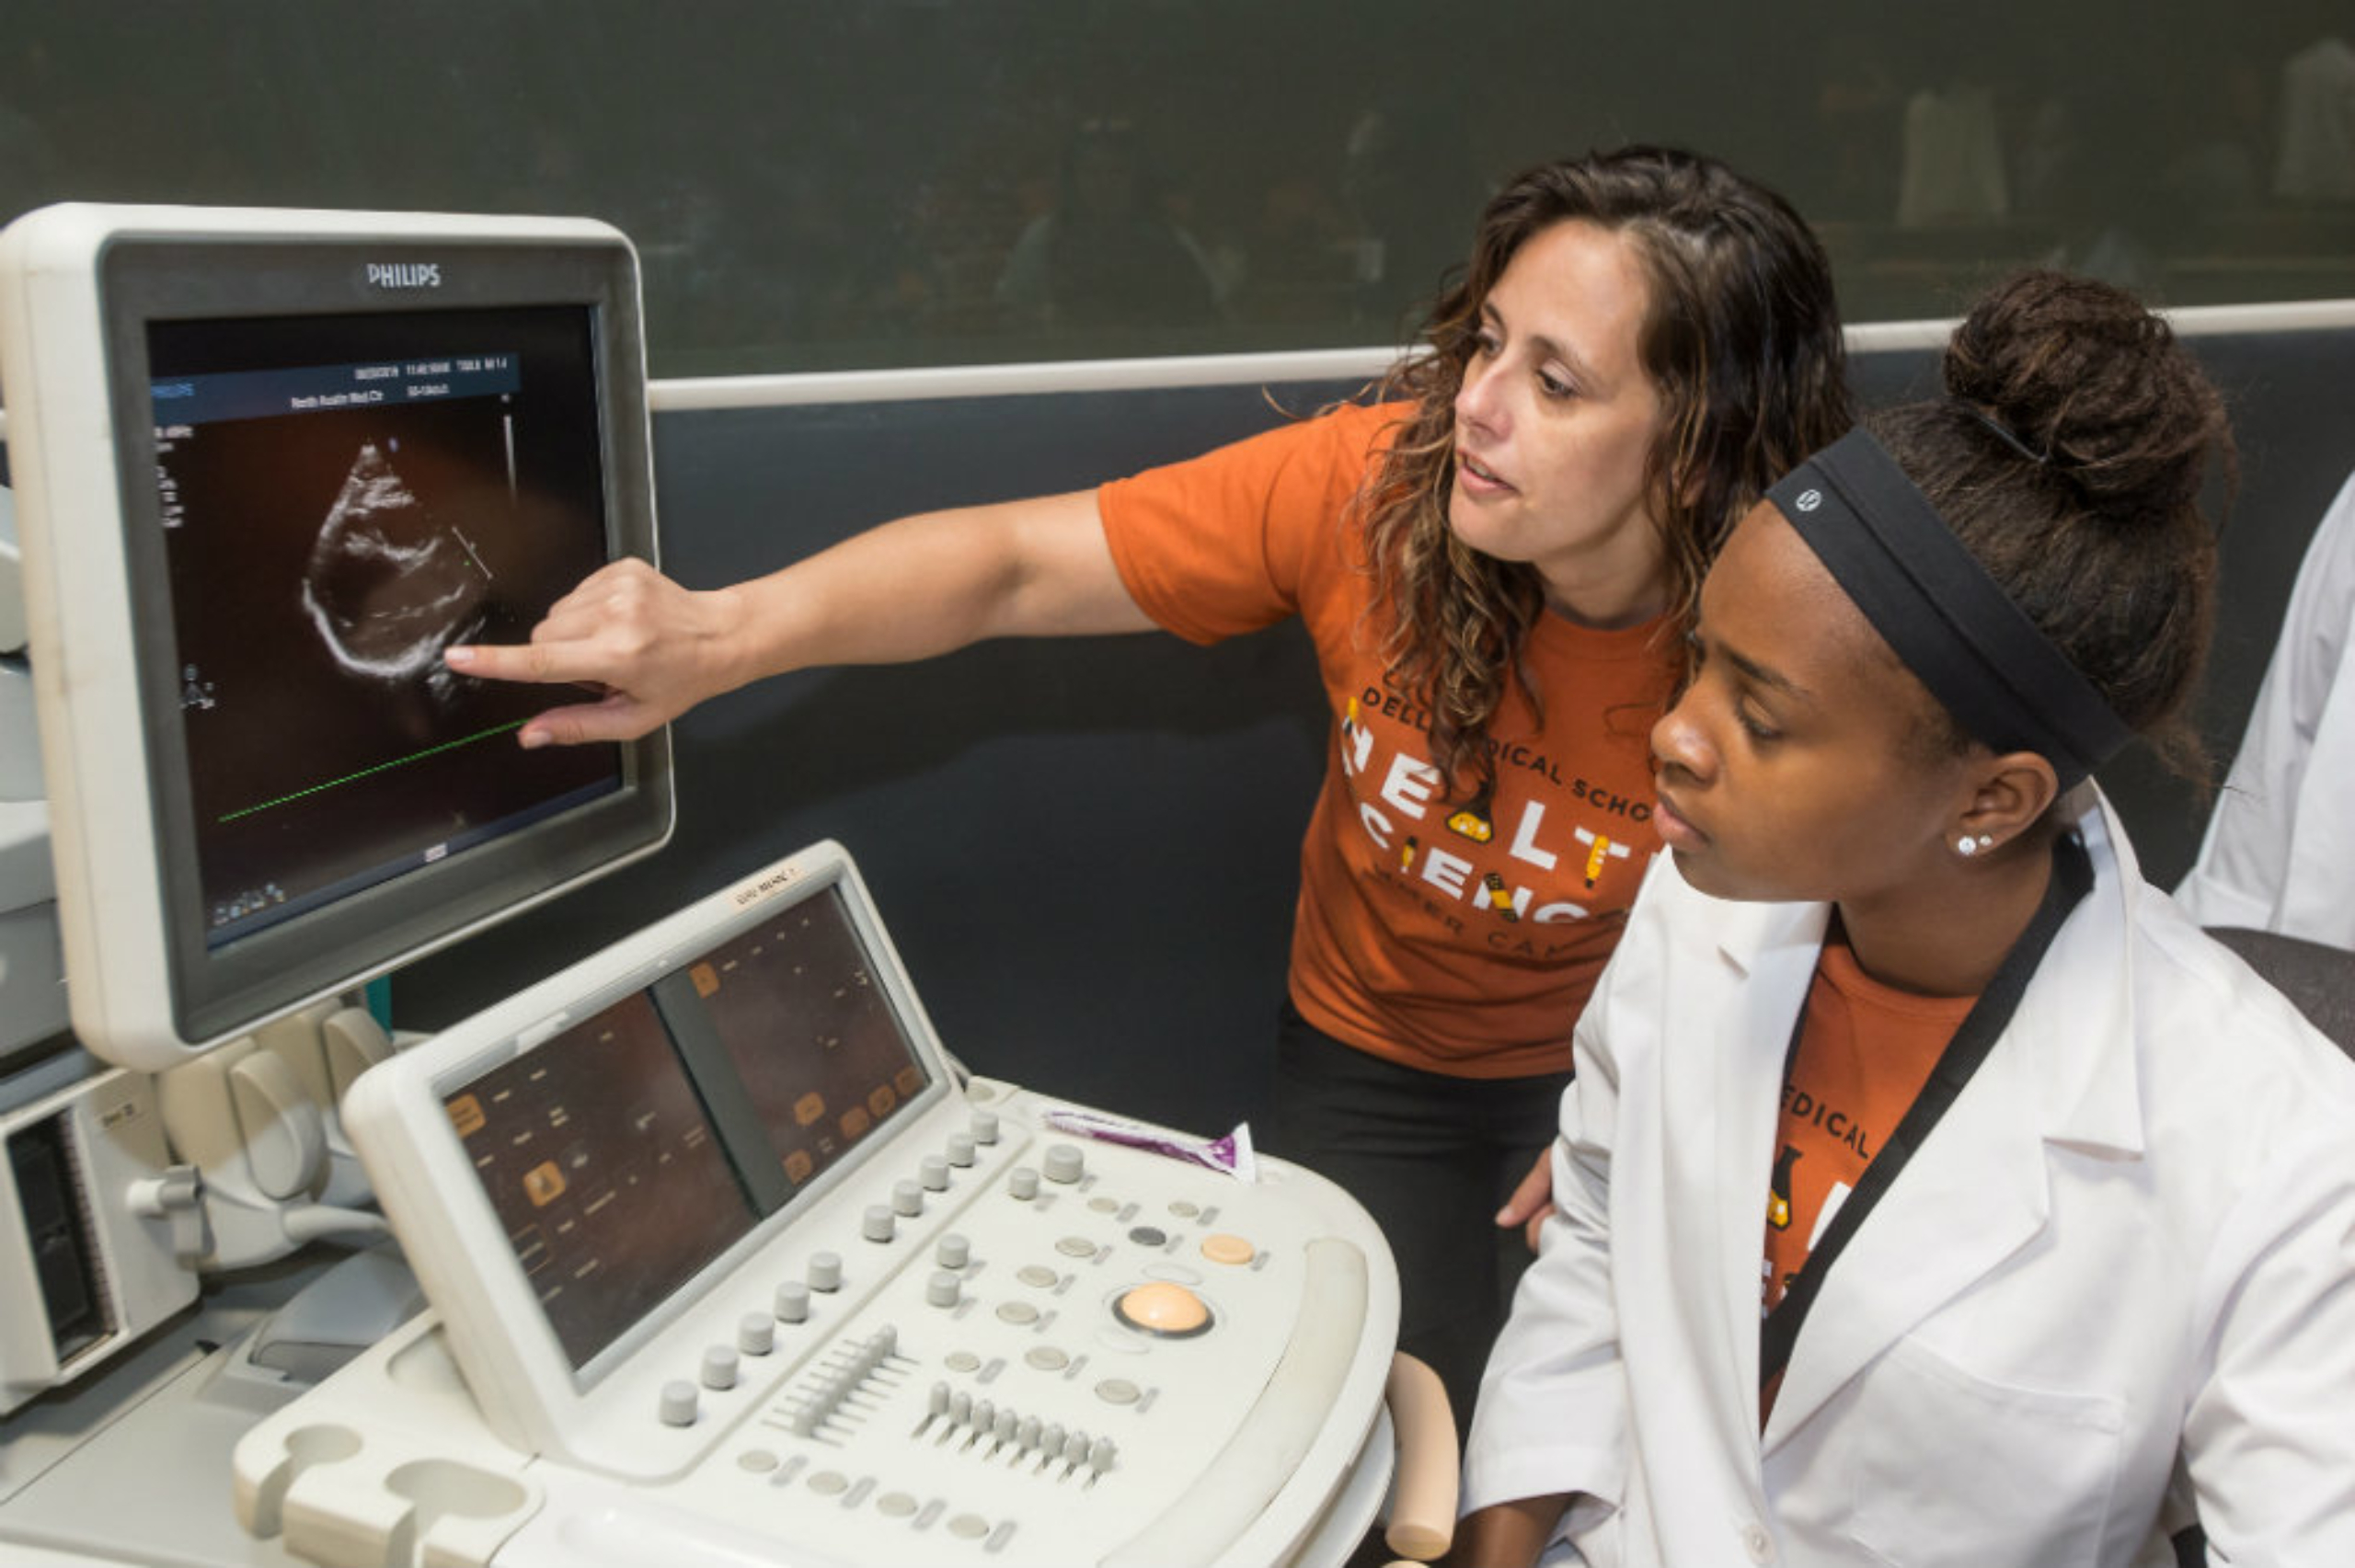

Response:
(300, 439), (491, 704)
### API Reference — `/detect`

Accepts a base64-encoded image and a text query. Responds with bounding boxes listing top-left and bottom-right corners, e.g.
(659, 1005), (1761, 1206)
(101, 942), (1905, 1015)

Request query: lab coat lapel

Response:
(1759, 1016), (2049, 1449)
(1759, 800), (2144, 1452)
(1661, 894), (1826, 1427)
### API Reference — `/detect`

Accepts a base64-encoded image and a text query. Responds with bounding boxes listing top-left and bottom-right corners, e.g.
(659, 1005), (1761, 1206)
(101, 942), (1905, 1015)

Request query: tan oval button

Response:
(1114, 1280), (1212, 1337)
(1200, 1233), (1254, 1265)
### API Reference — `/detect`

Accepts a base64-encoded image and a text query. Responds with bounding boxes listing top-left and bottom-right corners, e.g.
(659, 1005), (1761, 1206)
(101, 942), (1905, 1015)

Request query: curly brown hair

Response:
(1358, 146), (1853, 798)
(1871, 269), (2236, 786)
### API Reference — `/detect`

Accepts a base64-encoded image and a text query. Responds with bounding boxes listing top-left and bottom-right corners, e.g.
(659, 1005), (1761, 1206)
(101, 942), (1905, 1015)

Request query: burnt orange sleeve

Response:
(1097, 402), (1404, 646)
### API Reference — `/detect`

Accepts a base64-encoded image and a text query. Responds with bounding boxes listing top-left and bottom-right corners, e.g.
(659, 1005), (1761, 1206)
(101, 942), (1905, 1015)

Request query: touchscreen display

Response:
(446, 990), (757, 1369)
(688, 887), (931, 1189)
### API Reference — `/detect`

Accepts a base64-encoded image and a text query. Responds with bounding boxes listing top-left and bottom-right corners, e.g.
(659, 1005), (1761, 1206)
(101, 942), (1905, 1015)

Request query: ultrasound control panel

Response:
(229, 843), (1399, 1568)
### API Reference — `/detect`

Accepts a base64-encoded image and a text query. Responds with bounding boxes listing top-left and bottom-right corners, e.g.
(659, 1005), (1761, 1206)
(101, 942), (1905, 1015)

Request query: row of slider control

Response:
(924, 1383), (1115, 1473)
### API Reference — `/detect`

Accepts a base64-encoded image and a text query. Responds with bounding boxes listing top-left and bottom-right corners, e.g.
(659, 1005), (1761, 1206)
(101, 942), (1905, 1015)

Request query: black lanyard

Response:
(1759, 832), (2094, 1392)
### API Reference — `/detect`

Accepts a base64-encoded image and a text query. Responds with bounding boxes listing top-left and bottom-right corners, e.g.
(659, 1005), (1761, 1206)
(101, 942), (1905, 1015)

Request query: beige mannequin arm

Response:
(1381, 1351), (1459, 1563)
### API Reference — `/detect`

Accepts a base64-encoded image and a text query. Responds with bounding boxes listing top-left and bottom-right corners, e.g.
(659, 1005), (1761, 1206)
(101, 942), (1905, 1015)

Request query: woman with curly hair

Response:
(447, 146), (1853, 1418)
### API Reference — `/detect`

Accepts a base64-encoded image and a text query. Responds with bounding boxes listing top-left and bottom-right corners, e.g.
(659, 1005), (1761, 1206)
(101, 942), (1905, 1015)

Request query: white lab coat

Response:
(1465, 788), (2355, 1567)
(2177, 468), (2355, 949)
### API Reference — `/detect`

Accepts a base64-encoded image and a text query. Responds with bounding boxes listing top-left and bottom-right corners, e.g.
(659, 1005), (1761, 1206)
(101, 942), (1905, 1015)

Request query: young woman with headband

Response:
(447, 146), (1853, 1420)
(1456, 271), (2355, 1565)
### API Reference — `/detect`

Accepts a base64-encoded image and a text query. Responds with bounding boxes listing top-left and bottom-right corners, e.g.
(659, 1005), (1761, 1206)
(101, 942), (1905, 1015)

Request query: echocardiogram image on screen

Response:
(146, 306), (620, 947)
(446, 990), (758, 1371)
(685, 887), (933, 1190)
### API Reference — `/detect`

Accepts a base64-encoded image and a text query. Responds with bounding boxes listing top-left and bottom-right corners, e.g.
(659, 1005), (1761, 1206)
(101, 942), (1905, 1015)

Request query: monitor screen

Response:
(150, 307), (620, 951)
(0, 207), (673, 1070)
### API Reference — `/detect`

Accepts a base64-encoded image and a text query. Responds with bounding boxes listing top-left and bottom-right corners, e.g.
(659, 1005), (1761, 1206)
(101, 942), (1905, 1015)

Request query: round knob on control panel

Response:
(926, 1270), (962, 1309)
(1113, 1280), (1213, 1338)
(1017, 1415), (1041, 1451)
(994, 1408), (1018, 1443)
(929, 1382), (951, 1418)
(1043, 1422), (1067, 1457)
(1008, 1168), (1040, 1200)
(774, 1280), (811, 1323)
(971, 1109), (1000, 1145)
(947, 1133), (977, 1168)
(738, 1312), (775, 1356)
(862, 1204), (896, 1242)
(972, 1399), (996, 1435)
(1063, 1430), (1090, 1465)
(659, 1379), (699, 1427)
(1042, 1144), (1086, 1185)
(701, 1345), (740, 1390)
(919, 1154), (951, 1191)
(869, 1322), (899, 1357)
(936, 1232), (971, 1270)
(949, 1391), (972, 1425)
(1089, 1436), (1118, 1474)
(808, 1253), (844, 1292)
(891, 1179), (924, 1218)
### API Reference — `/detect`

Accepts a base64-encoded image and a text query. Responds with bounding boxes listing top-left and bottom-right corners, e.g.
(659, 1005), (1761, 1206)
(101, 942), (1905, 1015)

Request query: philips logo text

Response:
(365, 262), (442, 290)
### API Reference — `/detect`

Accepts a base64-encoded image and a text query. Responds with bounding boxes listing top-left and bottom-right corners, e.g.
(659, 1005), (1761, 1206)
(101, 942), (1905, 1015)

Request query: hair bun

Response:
(1941, 270), (2225, 522)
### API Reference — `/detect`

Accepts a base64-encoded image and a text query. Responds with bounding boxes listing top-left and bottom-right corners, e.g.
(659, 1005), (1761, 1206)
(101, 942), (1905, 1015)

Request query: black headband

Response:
(1765, 428), (2131, 791)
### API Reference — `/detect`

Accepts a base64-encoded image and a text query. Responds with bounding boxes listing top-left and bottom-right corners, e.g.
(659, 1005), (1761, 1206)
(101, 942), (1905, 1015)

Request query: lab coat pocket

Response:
(1848, 1334), (2124, 1567)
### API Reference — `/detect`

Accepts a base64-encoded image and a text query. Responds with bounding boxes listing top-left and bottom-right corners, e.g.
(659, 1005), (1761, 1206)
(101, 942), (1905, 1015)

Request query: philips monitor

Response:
(0, 205), (672, 1071)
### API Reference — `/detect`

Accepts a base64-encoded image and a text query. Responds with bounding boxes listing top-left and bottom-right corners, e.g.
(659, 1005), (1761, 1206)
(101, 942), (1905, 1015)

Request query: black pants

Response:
(1269, 999), (1570, 1430)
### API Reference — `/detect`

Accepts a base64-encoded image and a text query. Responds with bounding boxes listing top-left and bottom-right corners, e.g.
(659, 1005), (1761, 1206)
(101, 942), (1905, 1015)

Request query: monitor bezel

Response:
(4, 207), (672, 1069)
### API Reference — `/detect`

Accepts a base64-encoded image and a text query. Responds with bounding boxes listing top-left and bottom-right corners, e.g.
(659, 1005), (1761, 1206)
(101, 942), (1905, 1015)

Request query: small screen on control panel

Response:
(687, 886), (932, 1190)
(447, 990), (759, 1370)
(432, 868), (936, 1375)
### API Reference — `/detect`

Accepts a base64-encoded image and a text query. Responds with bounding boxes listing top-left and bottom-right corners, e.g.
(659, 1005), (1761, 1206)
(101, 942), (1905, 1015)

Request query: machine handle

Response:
(1381, 1351), (1458, 1563)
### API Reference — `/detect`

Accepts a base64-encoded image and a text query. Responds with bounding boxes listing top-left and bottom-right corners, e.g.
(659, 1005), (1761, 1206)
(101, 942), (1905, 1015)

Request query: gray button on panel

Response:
(737, 1448), (778, 1473)
(1008, 1168), (1040, 1200)
(1024, 1345), (1070, 1371)
(877, 1492), (919, 1519)
(971, 1109), (1000, 1144)
(996, 1300), (1040, 1326)
(1017, 1265), (1059, 1288)
(945, 1351), (982, 1374)
(948, 1133), (977, 1168)
(892, 1179), (924, 1217)
(1087, 1196), (1119, 1214)
(936, 1233), (971, 1270)
(1042, 1144), (1085, 1185)
(809, 1471), (850, 1496)
(659, 1380), (698, 1427)
(701, 1345), (740, 1390)
(1167, 1200), (1200, 1219)
(738, 1312), (775, 1356)
(1127, 1225), (1168, 1247)
(1055, 1236), (1097, 1259)
(774, 1281), (811, 1322)
(862, 1204), (896, 1242)
(1095, 1378), (1141, 1405)
(920, 1154), (951, 1191)
(948, 1515), (990, 1540)
(926, 1270), (962, 1309)
(807, 1253), (843, 1292)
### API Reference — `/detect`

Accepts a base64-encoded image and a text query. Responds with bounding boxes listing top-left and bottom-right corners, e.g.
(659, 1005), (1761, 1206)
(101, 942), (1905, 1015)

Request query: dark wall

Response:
(358, 325), (2355, 1135)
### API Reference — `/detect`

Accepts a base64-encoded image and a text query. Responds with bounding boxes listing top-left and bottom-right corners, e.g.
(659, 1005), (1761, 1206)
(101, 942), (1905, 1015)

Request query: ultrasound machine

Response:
(0, 206), (1452, 1567)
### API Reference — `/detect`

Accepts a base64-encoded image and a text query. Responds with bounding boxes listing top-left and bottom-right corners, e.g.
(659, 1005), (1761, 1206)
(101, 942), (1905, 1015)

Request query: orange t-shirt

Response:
(1097, 401), (1677, 1078)
(1760, 936), (1973, 1419)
